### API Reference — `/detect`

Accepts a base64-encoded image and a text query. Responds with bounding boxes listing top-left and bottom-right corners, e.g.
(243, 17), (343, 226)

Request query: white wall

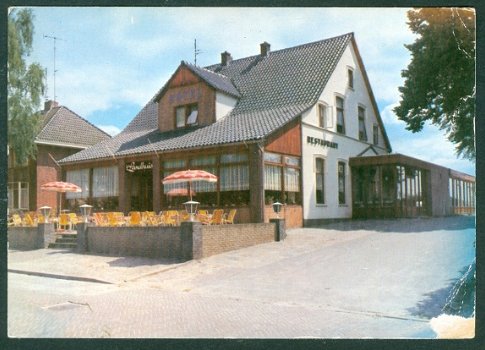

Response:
(301, 43), (390, 220)
(215, 92), (238, 120)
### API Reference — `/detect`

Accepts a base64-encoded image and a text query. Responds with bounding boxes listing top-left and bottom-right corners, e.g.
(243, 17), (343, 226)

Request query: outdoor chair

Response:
(223, 209), (237, 224)
(24, 213), (37, 227)
(196, 210), (210, 223)
(8, 214), (23, 227)
(163, 211), (179, 226)
(58, 213), (72, 231)
(93, 212), (109, 227)
(68, 213), (79, 227)
(209, 209), (225, 225)
(128, 211), (142, 226)
(107, 212), (124, 227)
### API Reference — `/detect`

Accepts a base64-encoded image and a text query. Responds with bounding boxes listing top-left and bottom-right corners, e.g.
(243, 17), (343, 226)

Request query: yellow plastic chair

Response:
(223, 209), (237, 224)
(8, 214), (23, 227)
(93, 212), (109, 227)
(163, 211), (178, 226)
(24, 213), (37, 227)
(210, 209), (225, 225)
(69, 213), (79, 226)
(58, 213), (72, 231)
(128, 211), (142, 226)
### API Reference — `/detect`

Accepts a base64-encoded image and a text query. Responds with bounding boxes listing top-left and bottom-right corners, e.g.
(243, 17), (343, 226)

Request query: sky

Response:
(20, 6), (475, 175)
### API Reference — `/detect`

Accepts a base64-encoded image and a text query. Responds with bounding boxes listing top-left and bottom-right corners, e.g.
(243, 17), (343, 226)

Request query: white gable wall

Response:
(215, 91), (238, 120)
(301, 43), (390, 221)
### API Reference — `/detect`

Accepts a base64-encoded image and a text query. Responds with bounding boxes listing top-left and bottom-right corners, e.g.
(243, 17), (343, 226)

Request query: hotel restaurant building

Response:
(59, 33), (475, 227)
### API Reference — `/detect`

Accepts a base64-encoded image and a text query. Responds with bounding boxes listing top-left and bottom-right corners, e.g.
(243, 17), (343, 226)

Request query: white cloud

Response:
(391, 124), (475, 175)
(380, 103), (405, 126)
(97, 124), (121, 136)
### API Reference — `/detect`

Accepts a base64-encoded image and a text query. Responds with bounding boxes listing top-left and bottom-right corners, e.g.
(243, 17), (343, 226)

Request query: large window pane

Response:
(315, 158), (325, 204)
(66, 169), (90, 199)
(264, 164), (282, 190)
(93, 166), (118, 198)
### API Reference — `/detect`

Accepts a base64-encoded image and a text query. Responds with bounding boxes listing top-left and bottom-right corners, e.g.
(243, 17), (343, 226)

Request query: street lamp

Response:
(183, 200), (199, 222)
(39, 206), (51, 223)
(272, 202), (283, 218)
(79, 204), (93, 223)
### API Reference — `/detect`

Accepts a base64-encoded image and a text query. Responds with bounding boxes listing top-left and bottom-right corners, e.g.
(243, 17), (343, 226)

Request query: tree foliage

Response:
(394, 8), (475, 160)
(8, 8), (46, 164)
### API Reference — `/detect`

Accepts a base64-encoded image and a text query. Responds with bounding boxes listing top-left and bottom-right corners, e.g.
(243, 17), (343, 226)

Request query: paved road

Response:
(8, 216), (475, 338)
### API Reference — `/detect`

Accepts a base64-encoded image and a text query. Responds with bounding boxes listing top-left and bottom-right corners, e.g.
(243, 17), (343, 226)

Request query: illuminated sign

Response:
(307, 136), (338, 149)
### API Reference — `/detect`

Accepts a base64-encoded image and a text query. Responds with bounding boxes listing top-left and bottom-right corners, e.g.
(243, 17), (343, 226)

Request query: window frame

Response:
(174, 103), (198, 128)
(315, 157), (325, 205)
(338, 161), (347, 205)
(373, 123), (379, 146)
(336, 95), (346, 135)
(347, 68), (354, 89)
(358, 105), (368, 142)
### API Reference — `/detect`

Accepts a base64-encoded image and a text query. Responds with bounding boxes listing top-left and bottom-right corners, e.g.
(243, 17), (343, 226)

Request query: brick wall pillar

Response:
(249, 143), (265, 223)
(180, 221), (202, 261)
(118, 159), (127, 213)
(76, 222), (89, 253)
(152, 156), (161, 214)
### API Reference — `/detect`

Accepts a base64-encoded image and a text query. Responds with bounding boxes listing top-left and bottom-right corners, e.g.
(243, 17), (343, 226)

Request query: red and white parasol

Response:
(162, 169), (217, 201)
(166, 188), (197, 197)
(40, 181), (82, 215)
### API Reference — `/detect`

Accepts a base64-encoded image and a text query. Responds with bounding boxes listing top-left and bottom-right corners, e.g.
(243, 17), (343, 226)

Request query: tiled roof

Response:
(61, 33), (368, 163)
(36, 106), (111, 148)
(182, 62), (241, 98)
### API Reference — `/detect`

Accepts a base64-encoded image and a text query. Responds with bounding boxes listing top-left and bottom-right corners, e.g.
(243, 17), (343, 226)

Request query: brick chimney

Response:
(43, 100), (59, 113)
(260, 42), (271, 57)
(221, 51), (233, 66)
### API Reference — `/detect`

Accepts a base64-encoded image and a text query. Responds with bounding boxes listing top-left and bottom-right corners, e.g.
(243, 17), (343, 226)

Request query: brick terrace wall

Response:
(8, 223), (55, 250)
(87, 226), (181, 259)
(199, 223), (275, 258)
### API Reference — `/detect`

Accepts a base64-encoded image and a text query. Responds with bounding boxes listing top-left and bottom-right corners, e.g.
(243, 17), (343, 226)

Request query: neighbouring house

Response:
(58, 33), (475, 227)
(7, 100), (111, 213)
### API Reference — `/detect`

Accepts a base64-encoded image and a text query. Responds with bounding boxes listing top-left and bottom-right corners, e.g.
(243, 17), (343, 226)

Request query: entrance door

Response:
(130, 170), (153, 211)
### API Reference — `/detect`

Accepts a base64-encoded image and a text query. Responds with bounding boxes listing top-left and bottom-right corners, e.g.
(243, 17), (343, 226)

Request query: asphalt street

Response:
(7, 216), (475, 338)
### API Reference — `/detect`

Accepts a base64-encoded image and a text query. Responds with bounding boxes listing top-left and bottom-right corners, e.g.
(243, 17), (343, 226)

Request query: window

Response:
(315, 158), (325, 204)
(93, 166), (119, 198)
(8, 182), (29, 210)
(373, 124), (379, 145)
(338, 161), (346, 204)
(348, 69), (354, 89)
(358, 106), (367, 141)
(336, 96), (345, 134)
(264, 152), (301, 205)
(318, 104), (326, 128)
(66, 169), (90, 199)
(175, 104), (198, 128)
(220, 153), (250, 206)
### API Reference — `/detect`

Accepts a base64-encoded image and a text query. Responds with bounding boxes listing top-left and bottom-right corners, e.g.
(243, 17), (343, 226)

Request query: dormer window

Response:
(175, 104), (198, 128)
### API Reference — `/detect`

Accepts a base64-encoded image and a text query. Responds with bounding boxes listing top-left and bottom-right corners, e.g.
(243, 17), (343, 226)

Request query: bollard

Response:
(76, 222), (89, 253)
(270, 218), (286, 241)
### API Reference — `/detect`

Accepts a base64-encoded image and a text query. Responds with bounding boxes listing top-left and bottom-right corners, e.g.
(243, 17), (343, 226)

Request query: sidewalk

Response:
(8, 216), (476, 338)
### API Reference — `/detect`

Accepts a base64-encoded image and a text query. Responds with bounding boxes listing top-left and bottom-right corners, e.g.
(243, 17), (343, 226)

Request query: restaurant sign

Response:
(126, 161), (153, 172)
(307, 136), (338, 149)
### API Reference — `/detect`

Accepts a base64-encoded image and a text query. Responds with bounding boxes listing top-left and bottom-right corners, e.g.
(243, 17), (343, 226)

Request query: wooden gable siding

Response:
(265, 120), (302, 156)
(158, 66), (216, 132)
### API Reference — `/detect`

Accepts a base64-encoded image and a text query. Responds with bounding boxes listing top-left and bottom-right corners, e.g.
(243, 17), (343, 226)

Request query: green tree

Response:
(394, 8), (475, 160)
(8, 8), (46, 165)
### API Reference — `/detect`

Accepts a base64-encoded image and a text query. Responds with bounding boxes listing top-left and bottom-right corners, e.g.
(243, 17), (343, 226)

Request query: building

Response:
(58, 33), (475, 227)
(7, 101), (111, 213)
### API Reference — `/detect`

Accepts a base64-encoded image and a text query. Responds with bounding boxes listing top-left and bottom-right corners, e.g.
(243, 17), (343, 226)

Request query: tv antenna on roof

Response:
(194, 39), (202, 66)
(43, 34), (64, 101)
